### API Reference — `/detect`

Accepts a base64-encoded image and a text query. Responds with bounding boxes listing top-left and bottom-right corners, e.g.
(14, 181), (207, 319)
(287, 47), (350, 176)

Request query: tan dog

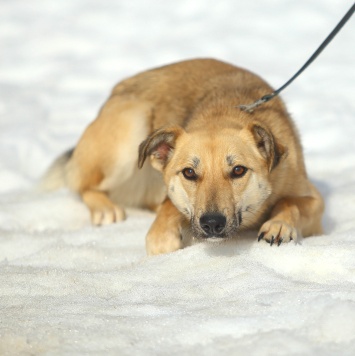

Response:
(43, 58), (324, 255)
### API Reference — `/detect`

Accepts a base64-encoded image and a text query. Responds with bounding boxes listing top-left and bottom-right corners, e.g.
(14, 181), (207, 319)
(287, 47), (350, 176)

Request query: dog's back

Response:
(112, 58), (275, 130)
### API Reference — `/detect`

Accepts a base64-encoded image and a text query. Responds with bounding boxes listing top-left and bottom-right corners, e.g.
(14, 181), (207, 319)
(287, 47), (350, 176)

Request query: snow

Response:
(1, 0), (355, 354)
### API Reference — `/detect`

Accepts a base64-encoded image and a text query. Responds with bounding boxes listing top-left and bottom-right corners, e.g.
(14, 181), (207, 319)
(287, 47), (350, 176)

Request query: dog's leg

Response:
(146, 198), (183, 255)
(258, 183), (324, 245)
(66, 98), (152, 225)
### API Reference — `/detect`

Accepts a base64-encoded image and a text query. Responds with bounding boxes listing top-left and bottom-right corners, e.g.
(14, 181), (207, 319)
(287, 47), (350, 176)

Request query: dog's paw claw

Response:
(270, 236), (275, 246)
(257, 232), (265, 242)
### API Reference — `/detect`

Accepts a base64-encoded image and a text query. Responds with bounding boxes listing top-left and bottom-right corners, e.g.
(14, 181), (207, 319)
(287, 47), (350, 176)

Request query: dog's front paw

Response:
(257, 220), (297, 246)
(146, 231), (182, 256)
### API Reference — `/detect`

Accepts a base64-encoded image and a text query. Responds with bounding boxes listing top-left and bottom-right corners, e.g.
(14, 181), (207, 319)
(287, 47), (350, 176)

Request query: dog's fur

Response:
(43, 58), (324, 255)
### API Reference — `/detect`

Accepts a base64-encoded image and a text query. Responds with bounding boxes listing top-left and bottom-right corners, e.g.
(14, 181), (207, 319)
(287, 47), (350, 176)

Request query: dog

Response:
(43, 58), (324, 255)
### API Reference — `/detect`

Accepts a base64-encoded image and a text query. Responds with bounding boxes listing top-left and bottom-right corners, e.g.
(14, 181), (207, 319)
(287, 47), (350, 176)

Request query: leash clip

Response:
(238, 93), (276, 113)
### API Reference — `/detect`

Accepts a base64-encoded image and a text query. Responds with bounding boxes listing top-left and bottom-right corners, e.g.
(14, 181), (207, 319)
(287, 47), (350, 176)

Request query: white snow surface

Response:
(1, 0), (355, 354)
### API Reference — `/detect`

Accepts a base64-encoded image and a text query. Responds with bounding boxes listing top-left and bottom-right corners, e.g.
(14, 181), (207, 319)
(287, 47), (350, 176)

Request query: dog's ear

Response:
(138, 126), (184, 171)
(250, 124), (286, 171)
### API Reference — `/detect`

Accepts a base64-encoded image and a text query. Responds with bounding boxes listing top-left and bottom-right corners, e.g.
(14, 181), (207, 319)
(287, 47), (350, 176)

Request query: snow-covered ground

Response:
(1, 0), (355, 354)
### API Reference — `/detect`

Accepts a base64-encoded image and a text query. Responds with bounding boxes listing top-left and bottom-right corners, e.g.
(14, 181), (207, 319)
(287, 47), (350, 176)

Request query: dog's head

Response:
(138, 123), (285, 239)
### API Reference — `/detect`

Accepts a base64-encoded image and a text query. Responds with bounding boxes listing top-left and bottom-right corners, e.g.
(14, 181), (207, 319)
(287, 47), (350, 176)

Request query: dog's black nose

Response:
(200, 213), (227, 236)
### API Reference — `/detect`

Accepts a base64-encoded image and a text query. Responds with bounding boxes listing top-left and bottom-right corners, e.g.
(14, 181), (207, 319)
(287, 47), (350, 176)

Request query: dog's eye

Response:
(182, 168), (198, 181)
(231, 165), (248, 178)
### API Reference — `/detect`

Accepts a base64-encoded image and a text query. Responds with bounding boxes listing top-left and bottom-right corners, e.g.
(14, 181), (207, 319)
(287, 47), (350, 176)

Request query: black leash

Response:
(239, 3), (355, 113)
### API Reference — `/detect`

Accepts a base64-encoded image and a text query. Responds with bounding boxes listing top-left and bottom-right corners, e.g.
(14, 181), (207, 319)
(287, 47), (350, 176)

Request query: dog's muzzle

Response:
(199, 213), (227, 238)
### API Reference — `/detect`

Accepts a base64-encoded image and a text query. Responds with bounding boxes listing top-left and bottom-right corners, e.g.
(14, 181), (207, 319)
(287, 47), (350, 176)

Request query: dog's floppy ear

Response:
(250, 124), (286, 171)
(138, 126), (184, 171)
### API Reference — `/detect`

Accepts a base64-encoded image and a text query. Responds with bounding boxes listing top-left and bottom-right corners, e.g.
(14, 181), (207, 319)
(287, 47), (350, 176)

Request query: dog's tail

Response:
(39, 148), (74, 191)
